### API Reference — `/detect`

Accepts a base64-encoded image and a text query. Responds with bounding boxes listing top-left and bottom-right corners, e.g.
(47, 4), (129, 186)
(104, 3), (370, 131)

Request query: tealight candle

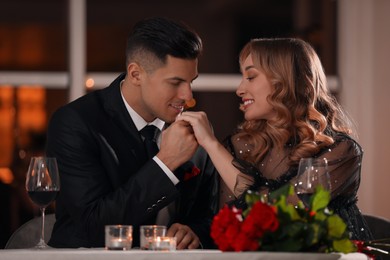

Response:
(108, 238), (131, 250)
(149, 236), (176, 251)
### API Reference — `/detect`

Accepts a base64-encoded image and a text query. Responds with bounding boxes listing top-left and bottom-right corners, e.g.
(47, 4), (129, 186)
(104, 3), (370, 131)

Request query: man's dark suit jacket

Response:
(46, 73), (219, 248)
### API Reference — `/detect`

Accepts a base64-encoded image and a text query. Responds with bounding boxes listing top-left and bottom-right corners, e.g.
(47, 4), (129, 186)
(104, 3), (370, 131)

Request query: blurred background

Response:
(0, 0), (389, 248)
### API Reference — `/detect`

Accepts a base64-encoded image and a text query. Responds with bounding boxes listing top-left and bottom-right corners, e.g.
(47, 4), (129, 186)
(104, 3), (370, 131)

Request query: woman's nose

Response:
(236, 81), (245, 97)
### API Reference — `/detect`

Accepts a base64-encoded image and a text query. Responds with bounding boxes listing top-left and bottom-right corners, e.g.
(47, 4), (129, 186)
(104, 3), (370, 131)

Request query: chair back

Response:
(363, 214), (390, 240)
(5, 213), (55, 249)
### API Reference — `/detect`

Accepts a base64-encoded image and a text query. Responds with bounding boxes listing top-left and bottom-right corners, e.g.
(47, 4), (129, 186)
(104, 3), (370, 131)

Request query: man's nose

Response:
(179, 84), (193, 101)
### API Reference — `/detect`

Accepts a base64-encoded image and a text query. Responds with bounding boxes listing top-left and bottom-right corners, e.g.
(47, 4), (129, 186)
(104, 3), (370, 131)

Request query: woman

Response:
(177, 38), (372, 241)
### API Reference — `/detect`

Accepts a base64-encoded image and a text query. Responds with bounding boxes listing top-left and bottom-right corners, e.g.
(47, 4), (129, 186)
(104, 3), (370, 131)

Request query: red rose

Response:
(232, 232), (259, 252)
(211, 206), (243, 251)
(249, 201), (279, 232)
(225, 224), (241, 245)
(241, 214), (264, 238)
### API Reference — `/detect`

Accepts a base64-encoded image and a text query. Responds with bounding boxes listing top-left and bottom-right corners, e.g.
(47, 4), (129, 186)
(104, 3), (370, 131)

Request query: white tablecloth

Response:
(0, 249), (368, 260)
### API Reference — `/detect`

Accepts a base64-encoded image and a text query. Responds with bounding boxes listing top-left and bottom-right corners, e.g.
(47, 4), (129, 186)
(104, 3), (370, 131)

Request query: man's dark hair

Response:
(125, 17), (202, 70)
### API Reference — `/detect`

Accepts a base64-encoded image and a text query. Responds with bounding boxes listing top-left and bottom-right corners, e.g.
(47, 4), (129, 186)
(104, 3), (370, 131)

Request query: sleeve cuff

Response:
(153, 156), (180, 185)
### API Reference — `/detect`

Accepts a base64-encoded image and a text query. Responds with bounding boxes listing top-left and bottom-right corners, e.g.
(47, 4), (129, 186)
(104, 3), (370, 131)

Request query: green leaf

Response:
(327, 215), (347, 238)
(314, 210), (328, 222)
(311, 186), (331, 212)
(270, 238), (303, 252)
(296, 200), (306, 210)
(243, 190), (261, 217)
(333, 239), (356, 253)
(245, 190), (260, 206)
(305, 223), (322, 246)
(285, 222), (305, 237)
(275, 196), (301, 221)
(285, 204), (301, 221)
(268, 184), (293, 202)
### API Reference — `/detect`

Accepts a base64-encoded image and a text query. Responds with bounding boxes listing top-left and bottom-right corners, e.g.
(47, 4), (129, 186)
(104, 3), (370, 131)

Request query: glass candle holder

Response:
(105, 225), (132, 250)
(140, 225), (167, 250)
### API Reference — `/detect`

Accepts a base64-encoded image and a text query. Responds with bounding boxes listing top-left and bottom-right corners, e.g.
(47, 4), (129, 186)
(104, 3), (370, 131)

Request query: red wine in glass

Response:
(294, 157), (330, 207)
(28, 191), (59, 208)
(297, 193), (314, 207)
(26, 157), (60, 249)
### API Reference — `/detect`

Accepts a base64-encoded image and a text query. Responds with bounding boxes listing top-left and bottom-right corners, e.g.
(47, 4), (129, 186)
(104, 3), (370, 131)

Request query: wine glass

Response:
(25, 157), (60, 249)
(293, 157), (331, 206)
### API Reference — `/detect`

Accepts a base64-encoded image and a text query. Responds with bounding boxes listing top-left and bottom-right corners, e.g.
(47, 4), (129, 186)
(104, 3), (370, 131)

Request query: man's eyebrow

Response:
(168, 75), (199, 82)
(167, 77), (185, 81)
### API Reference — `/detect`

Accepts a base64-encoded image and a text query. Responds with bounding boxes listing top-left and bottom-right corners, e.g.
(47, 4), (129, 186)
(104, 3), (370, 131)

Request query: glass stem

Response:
(40, 207), (46, 244)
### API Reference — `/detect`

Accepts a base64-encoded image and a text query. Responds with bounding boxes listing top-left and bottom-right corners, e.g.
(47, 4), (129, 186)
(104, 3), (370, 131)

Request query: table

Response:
(0, 249), (368, 260)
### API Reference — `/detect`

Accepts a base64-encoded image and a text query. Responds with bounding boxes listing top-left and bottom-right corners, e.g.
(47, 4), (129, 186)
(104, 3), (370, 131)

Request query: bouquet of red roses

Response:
(211, 185), (357, 253)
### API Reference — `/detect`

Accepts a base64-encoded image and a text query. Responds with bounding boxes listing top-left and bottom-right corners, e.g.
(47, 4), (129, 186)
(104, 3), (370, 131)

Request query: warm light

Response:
(0, 87), (16, 166)
(149, 236), (176, 251)
(86, 78), (95, 89)
(0, 168), (14, 184)
(17, 87), (46, 134)
(185, 98), (196, 109)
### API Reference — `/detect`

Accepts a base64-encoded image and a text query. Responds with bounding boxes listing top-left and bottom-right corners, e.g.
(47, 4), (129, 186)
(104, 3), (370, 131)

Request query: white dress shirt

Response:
(120, 87), (178, 226)
(120, 90), (179, 185)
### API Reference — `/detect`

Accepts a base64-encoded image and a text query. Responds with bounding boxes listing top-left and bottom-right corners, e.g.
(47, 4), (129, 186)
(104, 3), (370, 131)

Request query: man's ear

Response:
(127, 62), (143, 85)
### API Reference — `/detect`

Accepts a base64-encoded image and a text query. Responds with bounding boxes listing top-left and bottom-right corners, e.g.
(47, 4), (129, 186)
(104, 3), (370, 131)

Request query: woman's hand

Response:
(176, 111), (217, 149)
(177, 111), (239, 195)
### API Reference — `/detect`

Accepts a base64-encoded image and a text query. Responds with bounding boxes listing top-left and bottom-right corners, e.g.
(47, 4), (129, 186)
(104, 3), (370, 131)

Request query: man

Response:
(46, 17), (218, 249)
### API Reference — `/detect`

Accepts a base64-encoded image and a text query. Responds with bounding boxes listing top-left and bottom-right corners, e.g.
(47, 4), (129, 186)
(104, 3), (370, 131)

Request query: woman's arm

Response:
(176, 111), (241, 194)
(318, 136), (363, 199)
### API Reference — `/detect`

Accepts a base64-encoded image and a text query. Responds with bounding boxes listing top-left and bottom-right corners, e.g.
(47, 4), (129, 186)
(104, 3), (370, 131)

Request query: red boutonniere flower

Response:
(184, 166), (201, 181)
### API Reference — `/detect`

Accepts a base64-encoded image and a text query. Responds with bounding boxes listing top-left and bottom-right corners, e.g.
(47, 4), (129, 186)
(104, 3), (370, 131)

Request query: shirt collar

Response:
(120, 84), (165, 132)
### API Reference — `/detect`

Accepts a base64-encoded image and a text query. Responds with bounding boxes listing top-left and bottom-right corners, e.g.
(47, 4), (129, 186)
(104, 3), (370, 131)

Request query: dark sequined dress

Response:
(222, 132), (373, 241)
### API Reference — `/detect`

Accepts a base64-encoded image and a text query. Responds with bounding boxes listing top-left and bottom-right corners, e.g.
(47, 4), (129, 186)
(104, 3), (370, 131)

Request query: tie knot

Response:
(140, 125), (159, 141)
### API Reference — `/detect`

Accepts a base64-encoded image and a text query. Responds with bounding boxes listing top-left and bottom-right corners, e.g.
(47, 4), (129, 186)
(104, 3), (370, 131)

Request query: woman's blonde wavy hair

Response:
(236, 38), (354, 166)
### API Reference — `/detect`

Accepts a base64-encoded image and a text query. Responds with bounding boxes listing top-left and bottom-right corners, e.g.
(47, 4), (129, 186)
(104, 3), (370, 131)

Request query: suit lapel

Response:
(97, 73), (148, 169)
(97, 78), (200, 220)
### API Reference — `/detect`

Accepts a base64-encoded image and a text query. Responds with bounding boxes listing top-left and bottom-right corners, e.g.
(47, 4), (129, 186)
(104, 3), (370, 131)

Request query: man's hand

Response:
(157, 120), (198, 171)
(167, 223), (200, 250)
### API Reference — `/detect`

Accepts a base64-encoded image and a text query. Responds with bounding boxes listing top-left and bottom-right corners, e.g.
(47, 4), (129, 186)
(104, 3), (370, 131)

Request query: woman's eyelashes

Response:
(246, 74), (256, 81)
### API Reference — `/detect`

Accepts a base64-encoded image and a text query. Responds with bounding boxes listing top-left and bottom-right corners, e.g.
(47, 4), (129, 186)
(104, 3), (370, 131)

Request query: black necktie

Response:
(140, 125), (159, 159)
